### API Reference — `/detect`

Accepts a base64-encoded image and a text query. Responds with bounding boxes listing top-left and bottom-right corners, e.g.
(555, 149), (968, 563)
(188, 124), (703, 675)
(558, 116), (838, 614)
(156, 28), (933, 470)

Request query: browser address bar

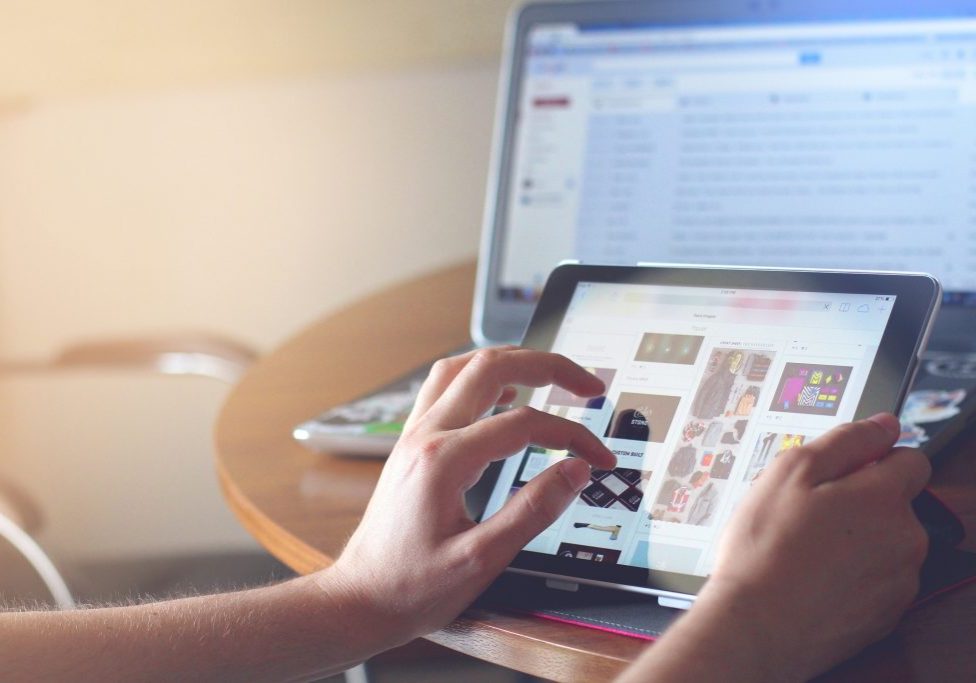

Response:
(591, 51), (801, 71)
(621, 292), (834, 312)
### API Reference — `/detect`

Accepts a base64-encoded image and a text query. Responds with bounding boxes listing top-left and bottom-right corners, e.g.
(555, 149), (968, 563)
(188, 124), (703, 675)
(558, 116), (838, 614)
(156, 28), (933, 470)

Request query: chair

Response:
(1, 332), (370, 680)
(1, 333), (257, 383)
(0, 333), (258, 610)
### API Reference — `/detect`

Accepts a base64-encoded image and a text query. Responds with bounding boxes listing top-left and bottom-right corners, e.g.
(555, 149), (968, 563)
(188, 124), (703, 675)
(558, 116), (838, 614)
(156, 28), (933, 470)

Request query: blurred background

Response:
(0, 0), (514, 624)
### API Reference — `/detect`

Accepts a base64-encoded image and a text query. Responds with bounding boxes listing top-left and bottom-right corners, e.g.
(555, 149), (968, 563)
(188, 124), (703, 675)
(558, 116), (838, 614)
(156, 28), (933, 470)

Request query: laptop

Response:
(296, 0), (976, 454)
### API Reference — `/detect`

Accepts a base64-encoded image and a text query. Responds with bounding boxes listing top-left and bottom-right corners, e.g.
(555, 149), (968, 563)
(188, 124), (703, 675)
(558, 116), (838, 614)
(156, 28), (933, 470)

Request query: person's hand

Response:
(619, 414), (930, 683)
(322, 347), (616, 651)
(706, 413), (930, 677)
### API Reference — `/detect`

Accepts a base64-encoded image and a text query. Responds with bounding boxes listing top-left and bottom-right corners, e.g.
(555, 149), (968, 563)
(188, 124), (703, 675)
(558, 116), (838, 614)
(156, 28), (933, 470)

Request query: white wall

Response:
(0, 63), (498, 561)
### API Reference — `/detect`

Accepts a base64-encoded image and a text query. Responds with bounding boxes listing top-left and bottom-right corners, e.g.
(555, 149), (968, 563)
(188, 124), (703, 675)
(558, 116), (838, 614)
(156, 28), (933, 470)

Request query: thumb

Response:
(473, 457), (592, 569)
(793, 413), (900, 485)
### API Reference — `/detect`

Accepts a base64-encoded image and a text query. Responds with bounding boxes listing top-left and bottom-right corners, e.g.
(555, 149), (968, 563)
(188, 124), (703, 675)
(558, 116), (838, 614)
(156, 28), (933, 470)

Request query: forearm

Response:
(616, 593), (807, 683)
(0, 570), (395, 682)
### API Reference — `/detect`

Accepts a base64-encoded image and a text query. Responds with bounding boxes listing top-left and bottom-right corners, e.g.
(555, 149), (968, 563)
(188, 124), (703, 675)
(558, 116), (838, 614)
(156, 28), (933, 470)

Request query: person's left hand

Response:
(322, 347), (616, 649)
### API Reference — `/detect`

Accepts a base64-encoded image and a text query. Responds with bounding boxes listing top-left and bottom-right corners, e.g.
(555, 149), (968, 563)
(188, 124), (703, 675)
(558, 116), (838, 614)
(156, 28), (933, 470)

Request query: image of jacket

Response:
(682, 421), (706, 442)
(668, 445), (697, 478)
(721, 419), (750, 445)
(691, 367), (736, 418)
(701, 421), (723, 447)
(668, 486), (690, 513)
(735, 386), (760, 416)
(656, 478), (682, 506)
(710, 450), (736, 479)
(687, 482), (719, 526)
(745, 354), (772, 382)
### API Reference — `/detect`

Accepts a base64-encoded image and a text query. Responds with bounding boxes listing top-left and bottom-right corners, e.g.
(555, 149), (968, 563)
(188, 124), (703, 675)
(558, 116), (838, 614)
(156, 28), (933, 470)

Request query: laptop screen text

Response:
(499, 16), (976, 301)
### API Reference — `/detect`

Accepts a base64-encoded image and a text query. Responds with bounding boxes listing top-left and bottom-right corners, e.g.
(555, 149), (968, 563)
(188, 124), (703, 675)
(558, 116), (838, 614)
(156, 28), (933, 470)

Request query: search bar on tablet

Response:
(621, 292), (833, 312)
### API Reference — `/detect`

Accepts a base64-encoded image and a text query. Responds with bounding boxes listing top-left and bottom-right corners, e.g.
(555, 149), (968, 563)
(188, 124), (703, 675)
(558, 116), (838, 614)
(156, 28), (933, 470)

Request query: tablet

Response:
(478, 264), (942, 603)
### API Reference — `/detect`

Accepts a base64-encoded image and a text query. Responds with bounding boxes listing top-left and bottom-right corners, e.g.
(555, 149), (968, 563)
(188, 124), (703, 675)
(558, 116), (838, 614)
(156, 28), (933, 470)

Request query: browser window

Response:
(482, 281), (897, 577)
(498, 17), (976, 300)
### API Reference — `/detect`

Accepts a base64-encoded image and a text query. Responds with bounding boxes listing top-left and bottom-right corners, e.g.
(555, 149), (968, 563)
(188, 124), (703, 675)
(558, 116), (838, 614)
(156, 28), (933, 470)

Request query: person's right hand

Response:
(619, 414), (931, 682)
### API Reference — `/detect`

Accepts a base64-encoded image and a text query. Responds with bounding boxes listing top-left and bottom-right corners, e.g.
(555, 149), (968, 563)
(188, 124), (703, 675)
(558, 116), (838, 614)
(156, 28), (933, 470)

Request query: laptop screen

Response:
(478, 2), (976, 343)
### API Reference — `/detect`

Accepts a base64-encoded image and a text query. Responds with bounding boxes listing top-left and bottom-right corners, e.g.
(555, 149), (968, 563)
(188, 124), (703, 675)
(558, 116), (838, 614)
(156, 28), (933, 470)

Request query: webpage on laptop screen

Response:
(499, 17), (976, 301)
(482, 281), (896, 578)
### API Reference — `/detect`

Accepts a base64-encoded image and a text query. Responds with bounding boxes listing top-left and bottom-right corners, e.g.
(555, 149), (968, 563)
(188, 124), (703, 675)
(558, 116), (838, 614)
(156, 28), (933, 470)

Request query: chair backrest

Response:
(1, 333), (259, 384)
(52, 334), (258, 384)
(0, 331), (259, 609)
(0, 512), (74, 609)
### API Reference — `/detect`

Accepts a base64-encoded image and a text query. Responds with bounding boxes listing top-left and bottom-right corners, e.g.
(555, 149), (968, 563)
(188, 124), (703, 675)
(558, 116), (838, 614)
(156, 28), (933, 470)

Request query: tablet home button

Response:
(658, 596), (694, 610)
(545, 578), (580, 593)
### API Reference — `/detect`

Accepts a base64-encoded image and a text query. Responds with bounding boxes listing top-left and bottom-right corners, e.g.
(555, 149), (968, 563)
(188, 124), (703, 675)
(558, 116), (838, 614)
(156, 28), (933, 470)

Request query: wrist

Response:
(683, 580), (813, 682)
(620, 579), (813, 683)
(308, 564), (412, 656)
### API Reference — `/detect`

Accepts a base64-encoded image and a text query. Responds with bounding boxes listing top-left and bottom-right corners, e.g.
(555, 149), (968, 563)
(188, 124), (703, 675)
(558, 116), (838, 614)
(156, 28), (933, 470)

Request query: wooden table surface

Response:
(215, 261), (976, 682)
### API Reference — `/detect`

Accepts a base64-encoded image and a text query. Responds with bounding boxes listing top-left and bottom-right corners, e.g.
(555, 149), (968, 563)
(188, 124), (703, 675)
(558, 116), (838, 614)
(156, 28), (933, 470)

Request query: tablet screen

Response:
(482, 281), (897, 580)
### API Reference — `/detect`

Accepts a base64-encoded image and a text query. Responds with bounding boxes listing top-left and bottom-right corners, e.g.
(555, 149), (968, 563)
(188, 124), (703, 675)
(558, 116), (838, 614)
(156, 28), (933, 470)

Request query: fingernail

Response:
(866, 413), (900, 438)
(560, 458), (592, 492)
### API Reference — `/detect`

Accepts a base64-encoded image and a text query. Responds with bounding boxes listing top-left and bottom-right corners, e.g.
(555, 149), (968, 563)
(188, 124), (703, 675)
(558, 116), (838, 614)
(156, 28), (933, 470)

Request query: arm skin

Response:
(617, 413), (931, 683)
(0, 574), (382, 682)
(0, 347), (618, 682)
(0, 348), (937, 682)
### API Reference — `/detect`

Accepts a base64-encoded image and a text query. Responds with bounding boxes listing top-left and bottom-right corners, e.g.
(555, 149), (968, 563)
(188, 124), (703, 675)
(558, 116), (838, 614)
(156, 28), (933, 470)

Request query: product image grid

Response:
(649, 347), (777, 526)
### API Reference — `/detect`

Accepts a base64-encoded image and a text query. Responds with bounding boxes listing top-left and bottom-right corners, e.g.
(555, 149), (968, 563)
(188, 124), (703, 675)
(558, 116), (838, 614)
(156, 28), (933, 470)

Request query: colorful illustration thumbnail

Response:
(771, 363), (852, 416)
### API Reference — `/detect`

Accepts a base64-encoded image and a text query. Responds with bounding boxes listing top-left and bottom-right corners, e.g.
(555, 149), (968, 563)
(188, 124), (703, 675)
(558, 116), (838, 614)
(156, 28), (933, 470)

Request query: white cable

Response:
(0, 512), (75, 609)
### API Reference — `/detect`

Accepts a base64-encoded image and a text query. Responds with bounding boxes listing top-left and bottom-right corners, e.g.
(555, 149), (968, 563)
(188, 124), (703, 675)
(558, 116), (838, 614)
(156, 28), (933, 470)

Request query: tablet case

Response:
(477, 489), (976, 641)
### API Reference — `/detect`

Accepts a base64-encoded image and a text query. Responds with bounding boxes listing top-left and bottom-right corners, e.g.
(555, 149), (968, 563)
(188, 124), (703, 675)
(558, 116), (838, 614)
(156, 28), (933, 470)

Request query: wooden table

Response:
(215, 261), (976, 682)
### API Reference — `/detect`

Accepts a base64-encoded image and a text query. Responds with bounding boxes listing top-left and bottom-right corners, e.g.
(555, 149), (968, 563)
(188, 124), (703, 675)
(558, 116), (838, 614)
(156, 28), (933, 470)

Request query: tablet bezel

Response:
(476, 264), (942, 598)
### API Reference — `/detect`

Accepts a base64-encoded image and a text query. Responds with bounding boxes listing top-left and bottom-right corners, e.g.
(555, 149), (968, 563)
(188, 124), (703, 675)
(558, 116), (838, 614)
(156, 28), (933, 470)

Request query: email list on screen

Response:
(499, 17), (976, 300)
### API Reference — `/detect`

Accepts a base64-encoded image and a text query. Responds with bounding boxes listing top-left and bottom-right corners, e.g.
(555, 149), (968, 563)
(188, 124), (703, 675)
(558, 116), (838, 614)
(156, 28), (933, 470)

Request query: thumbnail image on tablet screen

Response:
(481, 279), (907, 586)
